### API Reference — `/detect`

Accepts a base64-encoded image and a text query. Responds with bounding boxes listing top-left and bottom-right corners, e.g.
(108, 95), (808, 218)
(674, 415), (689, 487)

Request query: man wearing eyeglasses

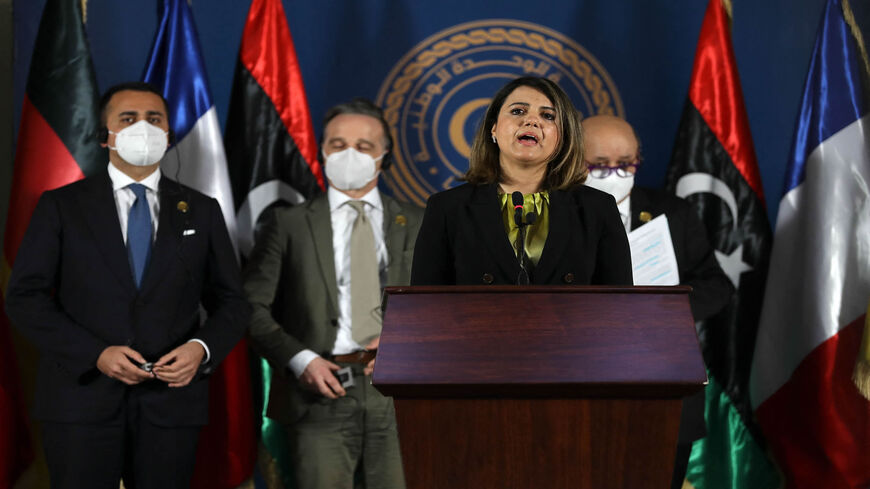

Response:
(582, 114), (733, 489)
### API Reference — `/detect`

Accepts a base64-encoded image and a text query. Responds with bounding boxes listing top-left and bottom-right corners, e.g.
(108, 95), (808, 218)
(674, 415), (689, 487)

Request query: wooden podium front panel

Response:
(376, 287), (706, 398)
(394, 398), (681, 489)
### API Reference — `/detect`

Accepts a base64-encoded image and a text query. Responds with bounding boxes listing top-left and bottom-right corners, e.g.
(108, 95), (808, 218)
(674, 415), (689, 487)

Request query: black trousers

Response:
(671, 442), (692, 489)
(41, 389), (200, 489)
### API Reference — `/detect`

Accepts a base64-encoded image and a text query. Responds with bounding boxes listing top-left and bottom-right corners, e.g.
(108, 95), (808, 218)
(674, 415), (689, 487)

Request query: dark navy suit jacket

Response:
(630, 187), (733, 322)
(6, 171), (249, 427)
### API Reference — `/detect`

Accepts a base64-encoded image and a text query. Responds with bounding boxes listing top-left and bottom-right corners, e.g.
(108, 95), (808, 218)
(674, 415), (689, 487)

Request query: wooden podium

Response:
(372, 286), (706, 489)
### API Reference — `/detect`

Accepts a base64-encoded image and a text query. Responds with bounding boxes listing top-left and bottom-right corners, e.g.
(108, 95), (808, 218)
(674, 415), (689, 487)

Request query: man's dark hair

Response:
(320, 98), (393, 170)
(98, 81), (170, 126)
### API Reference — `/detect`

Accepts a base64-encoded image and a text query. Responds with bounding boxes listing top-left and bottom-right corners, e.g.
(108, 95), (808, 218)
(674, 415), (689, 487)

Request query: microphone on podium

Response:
(511, 192), (537, 285)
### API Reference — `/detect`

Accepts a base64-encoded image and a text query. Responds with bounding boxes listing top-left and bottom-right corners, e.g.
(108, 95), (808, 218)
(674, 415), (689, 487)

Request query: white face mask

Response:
(108, 120), (169, 167)
(324, 147), (384, 191)
(585, 173), (635, 204)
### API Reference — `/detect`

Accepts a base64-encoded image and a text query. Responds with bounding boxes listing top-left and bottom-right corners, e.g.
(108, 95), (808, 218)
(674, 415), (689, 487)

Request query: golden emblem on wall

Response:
(376, 19), (624, 206)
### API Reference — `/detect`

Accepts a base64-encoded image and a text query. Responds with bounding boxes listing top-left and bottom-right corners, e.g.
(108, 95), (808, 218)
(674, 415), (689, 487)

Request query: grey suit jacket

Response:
(244, 191), (423, 422)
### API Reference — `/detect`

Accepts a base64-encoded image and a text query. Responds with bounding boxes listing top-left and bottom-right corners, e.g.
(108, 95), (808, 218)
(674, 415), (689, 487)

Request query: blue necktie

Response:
(127, 183), (152, 288)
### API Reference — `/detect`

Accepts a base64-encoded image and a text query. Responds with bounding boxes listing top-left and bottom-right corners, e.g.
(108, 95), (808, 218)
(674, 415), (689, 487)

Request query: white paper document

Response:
(627, 214), (680, 286)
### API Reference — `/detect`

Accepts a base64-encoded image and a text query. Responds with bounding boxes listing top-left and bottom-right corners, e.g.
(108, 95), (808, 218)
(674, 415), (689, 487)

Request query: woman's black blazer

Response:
(410, 183), (633, 286)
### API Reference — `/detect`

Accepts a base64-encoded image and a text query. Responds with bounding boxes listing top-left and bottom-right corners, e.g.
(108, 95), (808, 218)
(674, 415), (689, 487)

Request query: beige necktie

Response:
(347, 200), (382, 345)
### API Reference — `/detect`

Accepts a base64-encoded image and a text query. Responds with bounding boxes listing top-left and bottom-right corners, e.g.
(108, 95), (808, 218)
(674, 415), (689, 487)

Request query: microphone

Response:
(511, 191), (524, 227)
(511, 191), (530, 285)
(511, 192), (538, 225)
(525, 211), (537, 226)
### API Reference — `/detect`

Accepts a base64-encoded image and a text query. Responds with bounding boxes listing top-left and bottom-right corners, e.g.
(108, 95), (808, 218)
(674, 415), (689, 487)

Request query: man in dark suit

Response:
(582, 114), (733, 489)
(244, 99), (423, 489)
(5, 82), (249, 489)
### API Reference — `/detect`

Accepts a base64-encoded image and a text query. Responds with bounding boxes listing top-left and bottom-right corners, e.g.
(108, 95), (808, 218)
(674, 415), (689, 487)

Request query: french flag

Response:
(142, 1), (256, 488)
(749, 0), (870, 487)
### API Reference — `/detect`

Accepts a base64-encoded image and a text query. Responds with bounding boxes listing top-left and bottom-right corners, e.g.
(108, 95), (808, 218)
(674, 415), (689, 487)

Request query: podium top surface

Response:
(373, 286), (707, 399)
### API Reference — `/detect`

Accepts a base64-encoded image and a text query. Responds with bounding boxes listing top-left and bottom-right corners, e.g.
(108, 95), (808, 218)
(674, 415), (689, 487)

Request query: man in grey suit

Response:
(244, 99), (423, 489)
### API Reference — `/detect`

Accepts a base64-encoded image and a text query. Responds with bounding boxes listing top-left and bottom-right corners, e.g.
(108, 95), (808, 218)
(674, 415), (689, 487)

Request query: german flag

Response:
(1, 0), (104, 485)
(665, 0), (779, 487)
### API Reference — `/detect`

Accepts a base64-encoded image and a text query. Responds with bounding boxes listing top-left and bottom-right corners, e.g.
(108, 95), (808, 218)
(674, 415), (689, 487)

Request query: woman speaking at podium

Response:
(410, 76), (632, 286)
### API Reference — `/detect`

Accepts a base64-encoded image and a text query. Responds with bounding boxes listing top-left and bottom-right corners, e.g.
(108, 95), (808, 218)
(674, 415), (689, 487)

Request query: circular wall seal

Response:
(376, 19), (624, 206)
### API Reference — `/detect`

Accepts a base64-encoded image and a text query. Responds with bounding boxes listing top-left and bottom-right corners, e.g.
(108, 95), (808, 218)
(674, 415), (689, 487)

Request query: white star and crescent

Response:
(675, 172), (753, 288)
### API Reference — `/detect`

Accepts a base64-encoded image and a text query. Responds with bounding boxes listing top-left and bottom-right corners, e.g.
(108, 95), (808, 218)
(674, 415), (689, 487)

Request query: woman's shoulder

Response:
(426, 182), (493, 208)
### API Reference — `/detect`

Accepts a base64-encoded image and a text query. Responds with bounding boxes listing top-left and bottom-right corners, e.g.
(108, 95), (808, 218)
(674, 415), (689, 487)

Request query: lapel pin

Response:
(177, 201), (188, 213)
(395, 215), (407, 226)
(639, 211), (652, 223)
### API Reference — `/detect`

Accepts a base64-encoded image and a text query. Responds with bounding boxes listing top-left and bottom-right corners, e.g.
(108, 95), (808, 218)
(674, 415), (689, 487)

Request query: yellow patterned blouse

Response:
(499, 191), (550, 266)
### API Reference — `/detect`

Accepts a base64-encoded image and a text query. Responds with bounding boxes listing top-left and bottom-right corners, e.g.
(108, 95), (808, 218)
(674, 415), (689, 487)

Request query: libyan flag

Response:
(225, 0), (323, 258)
(224, 0), (324, 487)
(2, 0), (105, 486)
(664, 0), (780, 487)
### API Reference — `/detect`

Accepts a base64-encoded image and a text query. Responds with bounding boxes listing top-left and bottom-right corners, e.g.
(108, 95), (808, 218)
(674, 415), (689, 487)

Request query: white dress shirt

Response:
(107, 162), (210, 361)
(108, 162), (161, 243)
(288, 186), (388, 377)
(618, 195), (632, 234)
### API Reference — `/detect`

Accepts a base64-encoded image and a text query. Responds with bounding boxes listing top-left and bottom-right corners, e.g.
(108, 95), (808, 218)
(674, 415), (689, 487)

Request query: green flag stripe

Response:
(259, 359), (294, 489)
(686, 373), (781, 489)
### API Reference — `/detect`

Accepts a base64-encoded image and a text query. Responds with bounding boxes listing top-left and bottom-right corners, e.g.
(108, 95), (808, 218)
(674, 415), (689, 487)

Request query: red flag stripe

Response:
(191, 339), (256, 488)
(755, 315), (870, 488)
(688, 0), (766, 204)
(239, 0), (322, 189)
(4, 96), (86, 270)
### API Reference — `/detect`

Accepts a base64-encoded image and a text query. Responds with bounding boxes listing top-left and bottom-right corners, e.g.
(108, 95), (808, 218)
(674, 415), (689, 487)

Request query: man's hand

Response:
(363, 336), (379, 376)
(96, 346), (154, 385)
(299, 357), (346, 399)
(153, 342), (205, 387)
